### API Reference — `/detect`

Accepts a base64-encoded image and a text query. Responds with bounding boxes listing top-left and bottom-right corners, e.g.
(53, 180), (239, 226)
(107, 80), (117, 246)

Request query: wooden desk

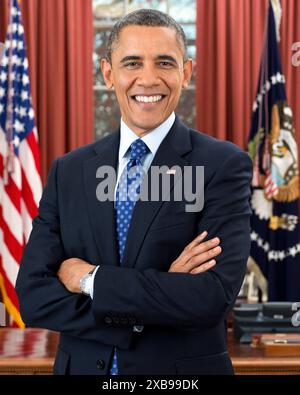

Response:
(228, 329), (300, 375)
(1, 328), (300, 375)
(0, 328), (58, 374)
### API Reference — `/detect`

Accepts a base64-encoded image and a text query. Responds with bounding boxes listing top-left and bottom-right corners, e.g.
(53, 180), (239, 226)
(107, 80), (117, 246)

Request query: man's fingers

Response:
(190, 259), (216, 274)
(190, 237), (220, 256)
(184, 231), (208, 252)
(169, 233), (222, 274)
(186, 246), (222, 271)
(183, 236), (220, 262)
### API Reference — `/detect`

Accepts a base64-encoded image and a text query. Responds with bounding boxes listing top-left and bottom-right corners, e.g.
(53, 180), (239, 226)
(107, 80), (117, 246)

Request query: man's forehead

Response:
(111, 25), (185, 61)
(117, 25), (178, 44)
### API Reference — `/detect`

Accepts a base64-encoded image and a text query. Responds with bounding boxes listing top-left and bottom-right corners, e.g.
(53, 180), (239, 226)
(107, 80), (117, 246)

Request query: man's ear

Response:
(100, 57), (114, 89)
(182, 58), (193, 89)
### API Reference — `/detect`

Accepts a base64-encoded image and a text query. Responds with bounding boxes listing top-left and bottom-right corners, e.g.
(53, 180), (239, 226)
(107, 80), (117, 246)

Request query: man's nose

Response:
(136, 65), (160, 87)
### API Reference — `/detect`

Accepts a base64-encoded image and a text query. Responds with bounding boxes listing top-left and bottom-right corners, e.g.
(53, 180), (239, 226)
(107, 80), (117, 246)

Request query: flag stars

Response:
(21, 90), (29, 101)
(269, 251), (279, 261)
(14, 119), (25, 133)
(0, 72), (7, 83)
(250, 232), (257, 241)
(0, 87), (5, 98)
(11, 7), (18, 16)
(271, 75), (277, 85)
(28, 108), (34, 119)
(289, 246), (298, 257)
(22, 74), (29, 86)
(278, 251), (285, 261)
(0, 1), (37, 159)
(1, 56), (9, 67)
(263, 242), (270, 253)
(276, 72), (284, 83)
(19, 107), (27, 118)
(12, 55), (19, 65)
(18, 25), (24, 35)
(13, 135), (20, 148)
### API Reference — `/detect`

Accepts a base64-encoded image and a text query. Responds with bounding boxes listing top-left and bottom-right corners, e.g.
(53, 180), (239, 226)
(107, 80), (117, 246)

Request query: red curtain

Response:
(0, 0), (94, 183)
(196, 0), (300, 154)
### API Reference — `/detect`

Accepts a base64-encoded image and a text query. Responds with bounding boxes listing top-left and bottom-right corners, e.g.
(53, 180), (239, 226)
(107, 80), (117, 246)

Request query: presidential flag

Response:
(248, 0), (300, 301)
(0, 0), (42, 326)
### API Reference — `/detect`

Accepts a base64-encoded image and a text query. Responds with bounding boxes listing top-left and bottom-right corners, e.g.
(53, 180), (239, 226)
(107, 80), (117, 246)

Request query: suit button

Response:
(120, 317), (128, 325)
(104, 316), (113, 325)
(97, 359), (105, 370)
(113, 317), (120, 325)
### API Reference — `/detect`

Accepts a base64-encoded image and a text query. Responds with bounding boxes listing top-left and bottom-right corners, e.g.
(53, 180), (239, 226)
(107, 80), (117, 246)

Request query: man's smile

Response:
(130, 94), (167, 109)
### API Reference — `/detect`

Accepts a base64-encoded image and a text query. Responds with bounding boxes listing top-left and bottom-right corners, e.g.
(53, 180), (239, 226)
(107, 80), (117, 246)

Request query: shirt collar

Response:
(119, 112), (175, 162)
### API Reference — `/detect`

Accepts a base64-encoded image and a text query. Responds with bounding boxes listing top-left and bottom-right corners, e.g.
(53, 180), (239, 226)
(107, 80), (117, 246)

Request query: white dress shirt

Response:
(89, 112), (176, 302)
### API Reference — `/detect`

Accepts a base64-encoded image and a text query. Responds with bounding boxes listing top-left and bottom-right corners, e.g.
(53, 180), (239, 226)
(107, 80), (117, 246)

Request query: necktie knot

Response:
(129, 139), (149, 162)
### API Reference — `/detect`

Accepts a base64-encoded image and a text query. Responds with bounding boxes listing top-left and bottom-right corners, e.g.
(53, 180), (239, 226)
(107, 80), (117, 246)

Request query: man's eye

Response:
(125, 62), (139, 68)
(159, 61), (173, 67)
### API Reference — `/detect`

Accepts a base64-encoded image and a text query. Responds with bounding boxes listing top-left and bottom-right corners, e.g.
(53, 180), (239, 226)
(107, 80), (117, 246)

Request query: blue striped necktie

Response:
(109, 138), (149, 375)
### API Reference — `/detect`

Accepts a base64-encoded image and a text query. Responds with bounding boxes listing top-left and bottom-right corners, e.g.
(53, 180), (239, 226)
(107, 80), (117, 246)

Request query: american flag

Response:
(248, 0), (300, 301)
(0, 0), (42, 327)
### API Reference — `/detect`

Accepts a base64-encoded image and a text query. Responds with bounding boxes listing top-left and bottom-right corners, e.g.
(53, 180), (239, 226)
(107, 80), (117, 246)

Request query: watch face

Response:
(81, 275), (90, 295)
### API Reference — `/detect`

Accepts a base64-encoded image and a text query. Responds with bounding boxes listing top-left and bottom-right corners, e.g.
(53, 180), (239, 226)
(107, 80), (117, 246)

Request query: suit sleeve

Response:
(92, 151), (253, 330)
(15, 159), (132, 346)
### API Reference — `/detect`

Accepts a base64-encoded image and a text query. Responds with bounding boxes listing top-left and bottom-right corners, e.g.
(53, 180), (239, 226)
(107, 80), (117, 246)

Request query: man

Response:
(16, 9), (252, 375)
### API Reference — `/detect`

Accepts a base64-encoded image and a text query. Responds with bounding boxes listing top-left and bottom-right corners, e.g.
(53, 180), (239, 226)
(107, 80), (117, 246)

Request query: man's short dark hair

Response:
(106, 9), (188, 65)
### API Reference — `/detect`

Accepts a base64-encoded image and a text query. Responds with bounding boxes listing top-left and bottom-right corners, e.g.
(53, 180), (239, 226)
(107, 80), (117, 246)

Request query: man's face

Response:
(101, 25), (193, 136)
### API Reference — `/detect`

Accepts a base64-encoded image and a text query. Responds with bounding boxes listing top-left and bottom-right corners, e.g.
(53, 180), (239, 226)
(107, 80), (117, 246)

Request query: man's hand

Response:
(57, 258), (96, 293)
(168, 231), (221, 274)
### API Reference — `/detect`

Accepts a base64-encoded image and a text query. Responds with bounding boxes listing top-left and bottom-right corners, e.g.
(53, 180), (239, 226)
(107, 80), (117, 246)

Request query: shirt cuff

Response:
(90, 266), (100, 299)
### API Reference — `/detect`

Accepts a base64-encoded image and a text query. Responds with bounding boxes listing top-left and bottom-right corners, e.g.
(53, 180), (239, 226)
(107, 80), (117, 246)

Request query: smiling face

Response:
(101, 25), (193, 137)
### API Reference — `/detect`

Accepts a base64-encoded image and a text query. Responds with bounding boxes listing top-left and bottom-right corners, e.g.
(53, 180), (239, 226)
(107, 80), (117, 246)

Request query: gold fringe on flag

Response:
(0, 273), (25, 328)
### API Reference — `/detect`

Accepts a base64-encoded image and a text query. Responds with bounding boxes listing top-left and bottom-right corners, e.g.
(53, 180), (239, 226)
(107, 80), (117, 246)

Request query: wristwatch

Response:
(80, 267), (97, 296)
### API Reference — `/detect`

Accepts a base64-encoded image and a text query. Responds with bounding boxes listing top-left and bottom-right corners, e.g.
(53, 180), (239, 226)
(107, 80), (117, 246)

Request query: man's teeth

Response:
(134, 95), (163, 103)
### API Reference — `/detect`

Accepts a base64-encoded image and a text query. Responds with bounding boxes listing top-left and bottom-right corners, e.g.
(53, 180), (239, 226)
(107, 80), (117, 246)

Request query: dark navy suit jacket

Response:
(16, 115), (252, 375)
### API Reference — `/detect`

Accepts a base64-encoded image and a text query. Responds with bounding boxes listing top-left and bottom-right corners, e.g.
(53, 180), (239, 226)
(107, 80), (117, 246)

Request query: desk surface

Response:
(0, 328), (57, 374)
(0, 328), (300, 375)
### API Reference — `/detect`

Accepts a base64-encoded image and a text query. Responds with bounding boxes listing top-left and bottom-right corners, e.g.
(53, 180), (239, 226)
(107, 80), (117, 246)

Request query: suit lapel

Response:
(122, 116), (192, 268)
(83, 130), (120, 267)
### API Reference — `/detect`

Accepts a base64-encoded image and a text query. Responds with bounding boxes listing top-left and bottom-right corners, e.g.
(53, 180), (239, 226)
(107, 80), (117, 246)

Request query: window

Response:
(93, 0), (196, 139)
